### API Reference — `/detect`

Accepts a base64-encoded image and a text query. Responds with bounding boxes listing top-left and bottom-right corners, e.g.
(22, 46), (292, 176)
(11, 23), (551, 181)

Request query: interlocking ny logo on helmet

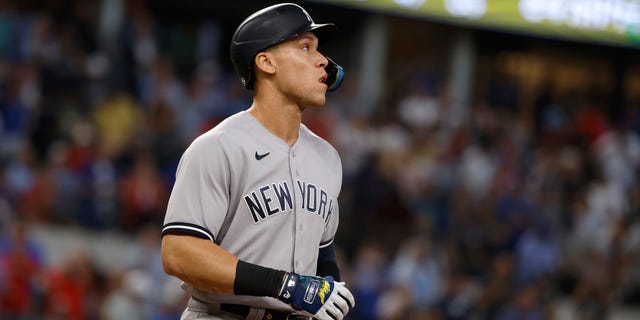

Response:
(230, 3), (344, 92)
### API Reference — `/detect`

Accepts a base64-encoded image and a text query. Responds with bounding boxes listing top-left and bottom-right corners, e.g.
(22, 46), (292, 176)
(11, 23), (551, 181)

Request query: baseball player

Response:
(161, 3), (353, 320)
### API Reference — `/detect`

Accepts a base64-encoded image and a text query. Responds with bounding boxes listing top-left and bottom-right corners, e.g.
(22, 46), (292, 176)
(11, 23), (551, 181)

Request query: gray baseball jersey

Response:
(162, 110), (341, 311)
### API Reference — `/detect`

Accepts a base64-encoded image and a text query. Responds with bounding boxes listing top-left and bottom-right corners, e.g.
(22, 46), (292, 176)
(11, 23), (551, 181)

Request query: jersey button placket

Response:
(297, 222), (304, 270)
(292, 150), (299, 177)
(290, 148), (301, 272)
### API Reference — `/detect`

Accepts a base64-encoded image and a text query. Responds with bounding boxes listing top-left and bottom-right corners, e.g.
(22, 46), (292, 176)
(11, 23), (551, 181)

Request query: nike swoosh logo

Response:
(255, 152), (270, 160)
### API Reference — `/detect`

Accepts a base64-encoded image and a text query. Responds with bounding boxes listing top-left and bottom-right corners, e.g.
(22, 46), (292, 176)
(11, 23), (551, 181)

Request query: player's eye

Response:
(302, 45), (309, 52)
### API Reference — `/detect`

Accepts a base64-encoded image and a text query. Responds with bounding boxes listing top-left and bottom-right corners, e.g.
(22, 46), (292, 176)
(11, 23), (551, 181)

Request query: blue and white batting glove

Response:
(278, 273), (355, 320)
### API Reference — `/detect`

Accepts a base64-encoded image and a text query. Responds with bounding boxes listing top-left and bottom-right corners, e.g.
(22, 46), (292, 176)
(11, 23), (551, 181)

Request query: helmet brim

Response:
(258, 22), (336, 54)
(309, 23), (337, 45)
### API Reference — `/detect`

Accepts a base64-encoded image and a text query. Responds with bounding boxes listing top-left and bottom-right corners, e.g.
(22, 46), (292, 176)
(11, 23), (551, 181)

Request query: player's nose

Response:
(317, 53), (328, 69)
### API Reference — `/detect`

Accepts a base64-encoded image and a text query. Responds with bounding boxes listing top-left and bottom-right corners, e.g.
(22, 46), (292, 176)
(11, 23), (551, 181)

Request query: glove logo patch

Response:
(304, 279), (320, 304)
(317, 280), (331, 304)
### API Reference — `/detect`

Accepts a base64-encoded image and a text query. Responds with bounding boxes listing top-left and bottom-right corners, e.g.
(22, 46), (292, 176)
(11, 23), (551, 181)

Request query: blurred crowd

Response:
(1, 1), (639, 320)
(332, 66), (640, 319)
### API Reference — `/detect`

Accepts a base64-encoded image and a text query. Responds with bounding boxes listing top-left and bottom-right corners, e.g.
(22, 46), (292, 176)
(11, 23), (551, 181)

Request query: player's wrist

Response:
(234, 260), (287, 297)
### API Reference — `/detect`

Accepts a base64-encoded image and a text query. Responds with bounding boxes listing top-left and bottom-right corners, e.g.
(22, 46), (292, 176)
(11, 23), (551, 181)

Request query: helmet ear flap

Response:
(325, 57), (344, 92)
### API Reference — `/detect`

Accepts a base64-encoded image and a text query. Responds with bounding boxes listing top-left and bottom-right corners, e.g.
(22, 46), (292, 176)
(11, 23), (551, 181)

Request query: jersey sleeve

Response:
(319, 145), (342, 248)
(319, 204), (339, 248)
(162, 134), (230, 242)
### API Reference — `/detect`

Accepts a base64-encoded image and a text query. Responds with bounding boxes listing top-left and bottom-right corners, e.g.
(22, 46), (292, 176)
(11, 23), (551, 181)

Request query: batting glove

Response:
(278, 273), (355, 320)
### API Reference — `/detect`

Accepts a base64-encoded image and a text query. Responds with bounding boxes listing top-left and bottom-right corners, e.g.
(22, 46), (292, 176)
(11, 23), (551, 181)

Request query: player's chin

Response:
(306, 89), (327, 107)
(310, 95), (326, 108)
(302, 98), (325, 110)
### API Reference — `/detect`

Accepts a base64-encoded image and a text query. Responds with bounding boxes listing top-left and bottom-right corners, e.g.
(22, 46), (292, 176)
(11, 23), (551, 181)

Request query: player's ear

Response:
(254, 51), (276, 76)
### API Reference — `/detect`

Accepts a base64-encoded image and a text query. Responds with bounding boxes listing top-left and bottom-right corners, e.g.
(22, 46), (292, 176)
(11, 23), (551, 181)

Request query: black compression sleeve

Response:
(316, 243), (341, 281)
(234, 260), (287, 297)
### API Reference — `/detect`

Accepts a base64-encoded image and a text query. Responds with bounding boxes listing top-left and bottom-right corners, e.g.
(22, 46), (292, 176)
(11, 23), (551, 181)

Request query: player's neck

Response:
(249, 98), (302, 147)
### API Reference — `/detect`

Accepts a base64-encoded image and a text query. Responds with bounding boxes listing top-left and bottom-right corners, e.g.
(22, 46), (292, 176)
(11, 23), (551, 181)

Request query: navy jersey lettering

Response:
(273, 182), (293, 212)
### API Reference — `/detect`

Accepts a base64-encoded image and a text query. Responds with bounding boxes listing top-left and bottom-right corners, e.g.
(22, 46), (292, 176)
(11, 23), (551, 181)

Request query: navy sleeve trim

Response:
(162, 222), (215, 242)
(319, 237), (334, 248)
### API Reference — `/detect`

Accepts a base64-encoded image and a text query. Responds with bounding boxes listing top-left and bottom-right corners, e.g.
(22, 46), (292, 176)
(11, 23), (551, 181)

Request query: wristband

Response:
(233, 260), (287, 297)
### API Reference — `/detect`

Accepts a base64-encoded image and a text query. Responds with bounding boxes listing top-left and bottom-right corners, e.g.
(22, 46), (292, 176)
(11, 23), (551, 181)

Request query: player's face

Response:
(270, 33), (329, 109)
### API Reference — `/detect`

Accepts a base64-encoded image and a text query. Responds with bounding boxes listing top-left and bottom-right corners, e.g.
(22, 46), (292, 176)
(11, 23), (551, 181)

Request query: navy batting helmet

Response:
(230, 3), (344, 92)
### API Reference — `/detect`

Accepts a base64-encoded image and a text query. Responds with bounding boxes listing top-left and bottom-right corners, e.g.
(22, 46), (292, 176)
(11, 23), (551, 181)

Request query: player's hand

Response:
(277, 273), (355, 320)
